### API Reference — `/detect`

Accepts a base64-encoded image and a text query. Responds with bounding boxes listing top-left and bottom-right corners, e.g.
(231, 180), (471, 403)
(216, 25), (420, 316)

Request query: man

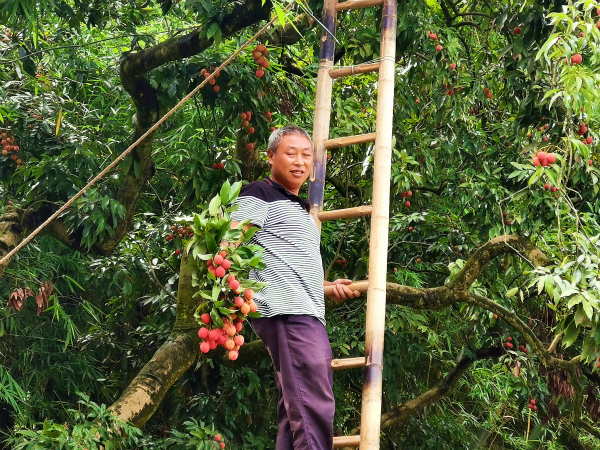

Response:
(230, 124), (360, 450)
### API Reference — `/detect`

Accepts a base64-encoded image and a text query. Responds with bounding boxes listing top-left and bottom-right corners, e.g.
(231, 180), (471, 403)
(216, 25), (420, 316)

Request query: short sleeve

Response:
(230, 182), (269, 228)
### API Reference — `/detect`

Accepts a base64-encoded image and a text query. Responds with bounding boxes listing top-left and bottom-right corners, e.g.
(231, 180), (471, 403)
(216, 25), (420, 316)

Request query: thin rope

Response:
(318, 55), (395, 70)
(0, 14), (279, 268)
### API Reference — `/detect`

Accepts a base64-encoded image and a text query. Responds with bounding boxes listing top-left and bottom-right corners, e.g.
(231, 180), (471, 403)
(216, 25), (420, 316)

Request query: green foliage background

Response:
(2, 0), (600, 448)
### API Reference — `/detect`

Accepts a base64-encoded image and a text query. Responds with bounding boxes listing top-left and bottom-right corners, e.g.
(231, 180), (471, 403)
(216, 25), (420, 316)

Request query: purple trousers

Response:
(251, 315), (335, 450)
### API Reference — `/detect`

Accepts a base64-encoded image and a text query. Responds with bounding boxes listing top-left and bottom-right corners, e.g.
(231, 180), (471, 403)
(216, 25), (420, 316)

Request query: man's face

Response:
(268, 134), (313, 194)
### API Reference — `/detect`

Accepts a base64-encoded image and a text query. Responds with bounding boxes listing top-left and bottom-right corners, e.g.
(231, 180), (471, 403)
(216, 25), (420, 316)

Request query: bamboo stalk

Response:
(307, 0), (337, 231)
(318, 205), (372, 221)
(329, 62), (380, 79)
(335, 0), (383, 11)
(332, 357), (367, 370)
(324, 133), (377, 149)
(333, 435), (361, 448)
(359, 0), (396, 447)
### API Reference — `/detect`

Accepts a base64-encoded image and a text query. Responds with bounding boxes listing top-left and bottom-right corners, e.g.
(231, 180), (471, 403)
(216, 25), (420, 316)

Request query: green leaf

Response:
(505, 287), (518, 298)
(209, 195), (221, 215)
(210, 308), (224, 328)
(205, 231), (217, 253)
(207, 22), (219, 39)
(563, 319), (580, 348)
(220, 180), (231, 205)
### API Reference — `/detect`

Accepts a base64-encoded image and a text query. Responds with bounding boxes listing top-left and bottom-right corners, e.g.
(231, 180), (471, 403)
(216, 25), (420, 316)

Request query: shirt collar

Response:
(263, 176), (310, 212)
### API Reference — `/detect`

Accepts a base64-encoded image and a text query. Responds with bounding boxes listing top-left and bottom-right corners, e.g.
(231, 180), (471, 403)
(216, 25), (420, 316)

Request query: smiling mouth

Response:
(291, 170), (304, 175)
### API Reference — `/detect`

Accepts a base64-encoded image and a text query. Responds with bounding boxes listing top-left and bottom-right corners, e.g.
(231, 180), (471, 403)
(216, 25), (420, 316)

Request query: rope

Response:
(318, 55), (395, 70)
(0, 14), (279, 268)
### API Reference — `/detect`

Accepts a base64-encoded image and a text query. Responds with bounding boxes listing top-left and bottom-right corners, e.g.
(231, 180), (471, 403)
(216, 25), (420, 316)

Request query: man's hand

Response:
(325, 279), (360, 301)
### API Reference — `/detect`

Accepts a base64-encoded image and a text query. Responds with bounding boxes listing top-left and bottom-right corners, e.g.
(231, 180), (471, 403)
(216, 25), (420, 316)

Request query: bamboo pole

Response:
(324, 132), (377, 149)
(335, 0), (383, 11)
(359, 0), (396, 447)
(333, 435), (361, 448)
(329, 62), (380, 79)
(318, 205), (372, 221)
(331, 357), (367, 370)
(308, 0), (337, 231)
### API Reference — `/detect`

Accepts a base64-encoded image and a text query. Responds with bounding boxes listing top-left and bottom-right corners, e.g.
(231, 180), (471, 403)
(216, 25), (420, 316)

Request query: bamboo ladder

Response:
(309, 0), (397, 448)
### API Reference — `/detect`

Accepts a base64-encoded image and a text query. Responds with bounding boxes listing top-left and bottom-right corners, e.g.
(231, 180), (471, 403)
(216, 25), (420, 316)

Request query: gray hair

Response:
(267, 124), (313, 153)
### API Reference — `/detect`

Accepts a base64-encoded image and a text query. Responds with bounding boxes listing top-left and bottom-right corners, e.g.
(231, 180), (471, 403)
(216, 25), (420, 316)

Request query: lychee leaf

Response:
(210, 308), (224, 328)
(208, 195), (221, 215)
(206, 22), (219, 39)
(229, 181), (242, 202)
(219, 180), (230, 204)
(205, 232), (217, 254)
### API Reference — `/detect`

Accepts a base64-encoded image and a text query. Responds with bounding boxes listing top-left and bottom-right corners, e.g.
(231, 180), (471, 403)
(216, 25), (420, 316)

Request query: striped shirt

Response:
(231, 177), (325, 325)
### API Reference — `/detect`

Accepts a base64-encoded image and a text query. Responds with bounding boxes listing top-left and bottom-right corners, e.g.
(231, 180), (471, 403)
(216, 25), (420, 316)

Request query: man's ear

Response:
(267, 149), (274, 165)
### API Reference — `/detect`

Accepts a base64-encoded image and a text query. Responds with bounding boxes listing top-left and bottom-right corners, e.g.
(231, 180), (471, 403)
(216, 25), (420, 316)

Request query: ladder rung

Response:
(329, 62), (380, 79)
(318, 205), (372, 221)
(333, 435), (361, 448)
(335, 0), (383, 11)
(324, 280), (369, 297)
(324, 132), (376, 149)
(331, 357), (366, 370)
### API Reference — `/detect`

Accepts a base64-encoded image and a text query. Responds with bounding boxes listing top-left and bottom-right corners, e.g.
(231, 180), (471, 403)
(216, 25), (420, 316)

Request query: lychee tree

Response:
(5, 0), (600, 448)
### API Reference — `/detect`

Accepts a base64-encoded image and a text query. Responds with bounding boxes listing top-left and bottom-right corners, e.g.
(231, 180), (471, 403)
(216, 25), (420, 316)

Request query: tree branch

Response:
(345, 347), (503, 436)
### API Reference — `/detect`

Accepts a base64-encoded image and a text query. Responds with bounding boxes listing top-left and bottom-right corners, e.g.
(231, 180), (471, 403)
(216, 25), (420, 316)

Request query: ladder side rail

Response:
(308, 0), (337, 231)
(359, 0), (397, 448)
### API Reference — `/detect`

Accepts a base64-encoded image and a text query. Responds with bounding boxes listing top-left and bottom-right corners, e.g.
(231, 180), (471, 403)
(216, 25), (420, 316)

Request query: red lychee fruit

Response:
(229, 350), (239, 360)
(215, 266), (226, 278)
(571, 54), (583, 64)
(221, 259), (231, 269)
(405, 201), (410, 207)
(247, 143), (254, 150)
(513, 26), (521, 35)
(201, 313), (211, 324)
(200, 341), (210, 353)
(435, 44), (442, 51)
(449, 63), (456, 70)
(256, 69), (264, 78)
(544, 183), (551, 190)
(198, 327), (209, 339)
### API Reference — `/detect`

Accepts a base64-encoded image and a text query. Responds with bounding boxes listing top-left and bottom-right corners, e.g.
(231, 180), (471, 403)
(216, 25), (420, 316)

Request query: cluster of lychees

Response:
(401, 190), (412, 208)
(166, 225), (194, 241)
(214, 434), (226, 449)
(531, 150), (557, 167)
(200, 68), (222, 92)
(335, 258), (348, 267)
(528, 398), (537, 411)
(251, 44), (269, 78)
(198, 251), (258, 360)
(239, 111), (257, 152)
(502, 336), (530, 354)
(503, 336), (514, 349)
(166, 226), (193, 255)
(1, 131), (22, 168)
(1, 29), (10, 43)
(483, 86), (493, 99)
(213, 161), (225, 169)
